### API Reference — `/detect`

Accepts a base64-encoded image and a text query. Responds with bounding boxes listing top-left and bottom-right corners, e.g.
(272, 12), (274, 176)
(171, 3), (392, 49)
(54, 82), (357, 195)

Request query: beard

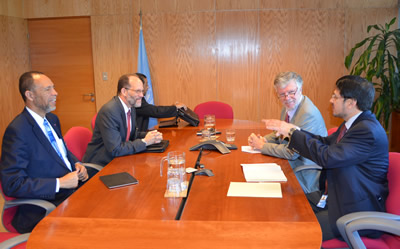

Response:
(33, 97), (56, 113)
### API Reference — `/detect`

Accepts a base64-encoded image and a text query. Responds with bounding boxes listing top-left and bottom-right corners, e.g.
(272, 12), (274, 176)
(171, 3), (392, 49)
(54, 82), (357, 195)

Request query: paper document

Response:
(227, 182), (282, 198)
(241, 163), (287, 182)
(241, 146), (261, 154)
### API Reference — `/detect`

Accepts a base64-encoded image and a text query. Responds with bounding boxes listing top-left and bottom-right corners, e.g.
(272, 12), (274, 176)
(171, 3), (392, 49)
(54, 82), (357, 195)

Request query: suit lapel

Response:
(23, 110), (69, 168)
(290, 96), (306, 123)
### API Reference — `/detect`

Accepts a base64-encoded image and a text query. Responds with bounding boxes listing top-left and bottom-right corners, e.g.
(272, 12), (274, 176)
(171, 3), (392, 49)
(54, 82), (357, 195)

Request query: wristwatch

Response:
(288, 127), (300, 138)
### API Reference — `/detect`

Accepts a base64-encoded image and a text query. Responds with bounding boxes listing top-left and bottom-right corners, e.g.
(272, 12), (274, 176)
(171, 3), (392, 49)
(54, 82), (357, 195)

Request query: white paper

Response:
(241, 163), (287, 182)
(227, 182), (282, 198)
(241, 146), (261, 154)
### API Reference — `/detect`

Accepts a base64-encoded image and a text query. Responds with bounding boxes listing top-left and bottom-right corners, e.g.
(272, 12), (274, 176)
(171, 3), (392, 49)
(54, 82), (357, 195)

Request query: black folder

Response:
(99, 172), (139, 189)
(146, 139), (169, 153)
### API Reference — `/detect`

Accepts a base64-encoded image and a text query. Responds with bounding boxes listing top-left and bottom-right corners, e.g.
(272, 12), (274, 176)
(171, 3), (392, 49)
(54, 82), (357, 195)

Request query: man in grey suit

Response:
(83, 74), (163, 166)
(248, 71), (327, 193)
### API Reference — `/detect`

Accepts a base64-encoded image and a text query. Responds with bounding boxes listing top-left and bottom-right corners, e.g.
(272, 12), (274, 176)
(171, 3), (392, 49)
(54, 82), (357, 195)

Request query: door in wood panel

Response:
(28, 17), (96, 134)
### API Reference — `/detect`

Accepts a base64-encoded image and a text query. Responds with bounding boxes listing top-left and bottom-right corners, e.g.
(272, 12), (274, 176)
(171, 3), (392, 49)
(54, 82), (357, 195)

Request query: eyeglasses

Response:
(277, 87), (298, 99)
(331, 94), (342, 100)
(125, 88), (144, 94)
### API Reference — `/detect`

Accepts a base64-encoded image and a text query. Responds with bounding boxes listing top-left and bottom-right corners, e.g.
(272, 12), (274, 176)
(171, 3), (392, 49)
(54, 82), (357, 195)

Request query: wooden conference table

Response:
(27, 119), (322, 249)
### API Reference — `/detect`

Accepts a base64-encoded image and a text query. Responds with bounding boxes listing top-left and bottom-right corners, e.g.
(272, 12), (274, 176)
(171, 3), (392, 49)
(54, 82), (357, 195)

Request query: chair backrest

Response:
(0, 184), (19, 233)
(64, 126), (93, 161)
(327, 127), (338, 136)
(91, 113), (97, 130)
(193, 101), (234, 119)
(386, 152), (400, 215)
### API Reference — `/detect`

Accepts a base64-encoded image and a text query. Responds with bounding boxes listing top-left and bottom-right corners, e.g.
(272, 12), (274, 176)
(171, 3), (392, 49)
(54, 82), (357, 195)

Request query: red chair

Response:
(0, 183), (56, 249)
(0, 233), (29, 249)
(328, 127), (338, 136)
(64, 126), (103, 171)
(64, 126), (93, 162)
(322, 152), (400, 249)
(91, 113), (97, 130)
(194, 101), (234, 119)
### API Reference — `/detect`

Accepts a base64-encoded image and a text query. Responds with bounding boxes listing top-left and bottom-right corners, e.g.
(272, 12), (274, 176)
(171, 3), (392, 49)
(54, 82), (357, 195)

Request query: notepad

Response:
(241, 146), (261, 154)
(241, 163), (287, 182)
(227, 182), (282, 198)
(99, 172), (139, 189)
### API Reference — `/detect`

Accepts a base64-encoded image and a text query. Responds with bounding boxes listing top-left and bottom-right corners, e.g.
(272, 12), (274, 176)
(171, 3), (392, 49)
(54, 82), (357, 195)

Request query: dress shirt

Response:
(26, 107), (72, 192)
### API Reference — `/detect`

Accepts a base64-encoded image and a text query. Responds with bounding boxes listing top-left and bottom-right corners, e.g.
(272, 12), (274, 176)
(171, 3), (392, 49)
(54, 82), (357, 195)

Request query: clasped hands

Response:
(247, 133), (266, 150)
(59, 162), (88, 189)
(144, 130), (163, 145)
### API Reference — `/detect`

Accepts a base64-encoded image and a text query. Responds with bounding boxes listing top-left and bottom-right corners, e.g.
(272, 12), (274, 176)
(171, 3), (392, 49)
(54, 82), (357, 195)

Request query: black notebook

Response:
(146, 139), (169, 153)
(99, 172), (139, 189)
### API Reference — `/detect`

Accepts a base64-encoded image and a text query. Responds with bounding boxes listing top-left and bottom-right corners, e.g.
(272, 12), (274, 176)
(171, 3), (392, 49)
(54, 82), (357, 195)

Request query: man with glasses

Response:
(248, 71), (327, 193)
(262, 75), (388, 241)
(135, 73), (187, 132)
(83, 74), (163, 166)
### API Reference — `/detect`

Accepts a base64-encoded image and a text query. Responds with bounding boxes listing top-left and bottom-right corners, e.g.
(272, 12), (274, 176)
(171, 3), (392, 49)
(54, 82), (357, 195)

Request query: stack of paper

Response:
(241, 163), (287, 182)
(241, 146), (261, 154)
(227, 182), (282, 198)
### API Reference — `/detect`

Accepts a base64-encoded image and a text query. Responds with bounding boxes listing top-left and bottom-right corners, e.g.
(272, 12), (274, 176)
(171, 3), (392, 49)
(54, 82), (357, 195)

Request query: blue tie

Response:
(43, 119), (63, 160)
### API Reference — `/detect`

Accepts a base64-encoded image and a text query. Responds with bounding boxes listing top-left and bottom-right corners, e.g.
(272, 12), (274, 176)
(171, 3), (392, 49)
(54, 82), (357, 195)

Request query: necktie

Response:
(285, 113), (290, 123)
(336, 125), (348, 143)
(43, 119), (63, 159)
(126, 109), (131, 141)
(323, 125), (348, 197)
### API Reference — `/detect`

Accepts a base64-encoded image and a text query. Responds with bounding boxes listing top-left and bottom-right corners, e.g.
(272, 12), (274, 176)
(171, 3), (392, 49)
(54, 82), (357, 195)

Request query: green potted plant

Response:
(345, 17), (400, 132)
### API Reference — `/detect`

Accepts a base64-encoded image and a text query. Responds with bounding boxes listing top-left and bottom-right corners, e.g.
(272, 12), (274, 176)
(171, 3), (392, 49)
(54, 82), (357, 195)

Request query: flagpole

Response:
(139, 10), (142, 29)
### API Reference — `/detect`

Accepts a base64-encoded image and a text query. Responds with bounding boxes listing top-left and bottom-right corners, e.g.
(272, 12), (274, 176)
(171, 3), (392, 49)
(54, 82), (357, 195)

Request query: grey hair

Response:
(273, 71), (303, 90)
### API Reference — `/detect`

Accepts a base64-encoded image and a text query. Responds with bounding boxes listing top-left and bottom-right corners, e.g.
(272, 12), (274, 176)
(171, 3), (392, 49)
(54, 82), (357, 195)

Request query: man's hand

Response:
(262, 119), (297, 137)
(175, 102), (187, 110)
(75, 163), (89, 182)
(59, 171), (79, 189)
(144, 130), (163, 145)
(248, 133), (266, 150)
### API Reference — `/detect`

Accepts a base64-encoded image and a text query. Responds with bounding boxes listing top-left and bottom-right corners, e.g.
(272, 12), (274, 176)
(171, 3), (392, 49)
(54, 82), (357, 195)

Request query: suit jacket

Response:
(289, 110), (388, 237)
(83, 96), (147, 166)
(261, 96), (327, 193)
(0, 108), (77, 233)
(135, 98), (177, 132)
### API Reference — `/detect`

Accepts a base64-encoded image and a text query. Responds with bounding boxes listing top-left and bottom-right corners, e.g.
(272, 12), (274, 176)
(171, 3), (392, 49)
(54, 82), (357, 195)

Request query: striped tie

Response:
(43, 119), (63, 159)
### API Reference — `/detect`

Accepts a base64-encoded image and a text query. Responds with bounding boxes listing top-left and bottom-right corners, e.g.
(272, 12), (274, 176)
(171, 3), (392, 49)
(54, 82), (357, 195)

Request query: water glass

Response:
(204, 114), (216, 134)
(226, 129), (236, 142)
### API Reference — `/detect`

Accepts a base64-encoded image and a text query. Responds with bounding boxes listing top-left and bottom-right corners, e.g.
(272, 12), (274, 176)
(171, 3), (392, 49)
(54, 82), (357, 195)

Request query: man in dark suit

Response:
(0, 71), (91, 233)
(263, 75), (388, 241)
(83, 74), (163, 166)
(135, 73), (187, 132)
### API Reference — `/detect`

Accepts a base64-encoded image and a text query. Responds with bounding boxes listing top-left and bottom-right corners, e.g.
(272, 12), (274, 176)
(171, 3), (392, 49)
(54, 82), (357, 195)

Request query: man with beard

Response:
(0, 71), (91, 233)
(262, 75), (388, 241)
(247, 71), (327, 193)
(83, 74), (163, 166)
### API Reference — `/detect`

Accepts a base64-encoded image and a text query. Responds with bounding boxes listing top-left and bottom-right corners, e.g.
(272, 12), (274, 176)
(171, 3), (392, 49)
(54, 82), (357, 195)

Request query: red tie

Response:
(336, 125), (347, 143)
(285, 113), (290, 123)
(126, 109), (131, 141)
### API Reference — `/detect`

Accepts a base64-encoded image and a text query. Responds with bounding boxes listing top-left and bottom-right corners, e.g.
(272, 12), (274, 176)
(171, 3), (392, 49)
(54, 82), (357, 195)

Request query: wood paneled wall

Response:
(0, 12), (30, 151)
(0, 0), (398, 152)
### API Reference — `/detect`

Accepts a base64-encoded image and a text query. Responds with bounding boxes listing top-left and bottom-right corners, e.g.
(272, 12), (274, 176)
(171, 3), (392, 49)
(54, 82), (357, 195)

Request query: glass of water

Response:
(226, 129), (236, 143)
